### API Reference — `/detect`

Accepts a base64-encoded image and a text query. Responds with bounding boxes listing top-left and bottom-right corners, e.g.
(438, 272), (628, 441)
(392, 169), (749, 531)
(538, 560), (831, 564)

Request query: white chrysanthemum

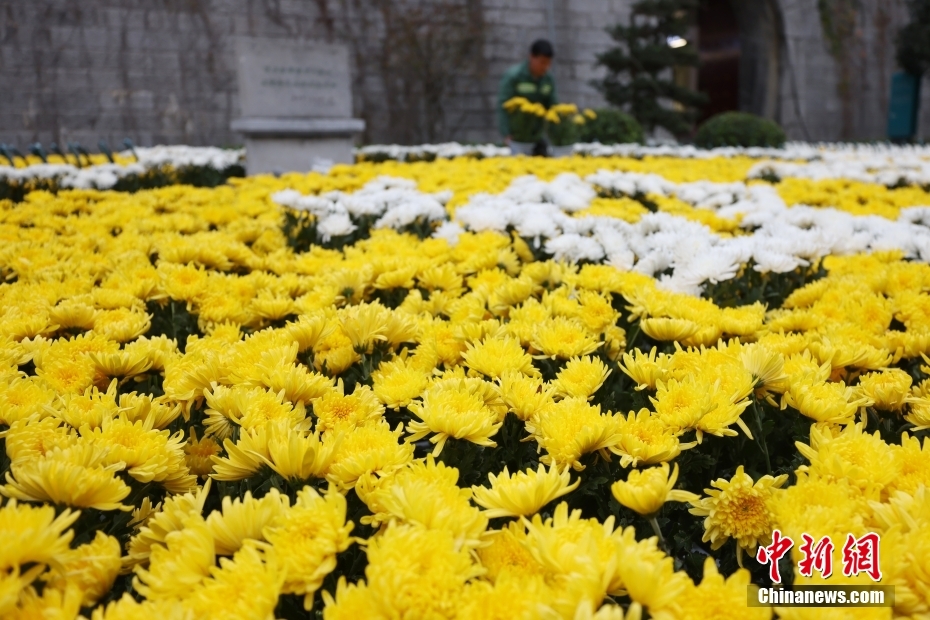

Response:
(317, 212), (357, 242)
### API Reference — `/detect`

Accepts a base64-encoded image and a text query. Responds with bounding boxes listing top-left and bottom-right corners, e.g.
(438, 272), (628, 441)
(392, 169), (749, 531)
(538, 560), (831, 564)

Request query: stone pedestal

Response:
(232, 38), (364, 174)
(231, 117), (365, 174)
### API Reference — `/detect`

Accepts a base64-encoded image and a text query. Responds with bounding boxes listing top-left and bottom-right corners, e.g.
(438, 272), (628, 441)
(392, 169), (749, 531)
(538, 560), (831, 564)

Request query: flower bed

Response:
(0, 146), (246, 202)
(1, 150), (929, 620)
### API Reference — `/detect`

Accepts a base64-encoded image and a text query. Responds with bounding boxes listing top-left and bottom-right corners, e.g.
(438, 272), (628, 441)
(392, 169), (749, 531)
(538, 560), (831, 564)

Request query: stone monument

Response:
(231, 38), (365, 174)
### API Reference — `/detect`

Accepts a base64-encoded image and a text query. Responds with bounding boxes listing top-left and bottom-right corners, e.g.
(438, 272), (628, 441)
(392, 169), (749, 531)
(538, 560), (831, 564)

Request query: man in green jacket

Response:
(497, 39), (558, 148)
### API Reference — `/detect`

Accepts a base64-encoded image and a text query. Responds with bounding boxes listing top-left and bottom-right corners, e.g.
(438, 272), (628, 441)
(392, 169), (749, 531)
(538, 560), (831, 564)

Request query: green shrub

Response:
(695, 112), (786, 148)
(580, 108), (644, 144)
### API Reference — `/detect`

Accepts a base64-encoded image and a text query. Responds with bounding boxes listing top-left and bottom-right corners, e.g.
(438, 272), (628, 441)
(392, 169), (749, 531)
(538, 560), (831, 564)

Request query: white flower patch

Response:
(354, 142), (511, 162)
(747, 144), (930, 186)
(130, 145), (244, 170)
(317, 212), (357, 242)
(272, 176), (448, 240)
(274, 167), (930, 295)
(575, 141), (930, 167)
(0, 145), (243, 190)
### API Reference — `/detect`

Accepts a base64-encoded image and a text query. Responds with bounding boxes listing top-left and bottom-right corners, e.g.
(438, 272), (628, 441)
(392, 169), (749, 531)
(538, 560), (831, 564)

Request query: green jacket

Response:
(497, 61), (558, 138)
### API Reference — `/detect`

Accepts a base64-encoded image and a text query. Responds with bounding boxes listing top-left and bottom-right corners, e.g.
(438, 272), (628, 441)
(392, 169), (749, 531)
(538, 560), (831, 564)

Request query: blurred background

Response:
(0, 0), (927, 147)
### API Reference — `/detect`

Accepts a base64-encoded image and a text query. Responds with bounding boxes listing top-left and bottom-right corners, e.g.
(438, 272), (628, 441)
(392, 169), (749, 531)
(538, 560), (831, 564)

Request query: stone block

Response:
(243, 136), (355, 174)
(235, 37), (353, 118)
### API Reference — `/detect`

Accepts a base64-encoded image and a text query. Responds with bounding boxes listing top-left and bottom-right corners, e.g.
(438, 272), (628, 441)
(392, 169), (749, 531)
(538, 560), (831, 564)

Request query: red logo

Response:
(798, 534), (834, 578)
(756, 529), (794, 584)
(757, 531), (883, 584)
(842, 533), (882, 581)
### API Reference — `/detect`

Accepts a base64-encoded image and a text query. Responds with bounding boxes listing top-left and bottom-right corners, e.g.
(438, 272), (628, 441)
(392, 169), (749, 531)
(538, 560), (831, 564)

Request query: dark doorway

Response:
(698, 0), (741, 122)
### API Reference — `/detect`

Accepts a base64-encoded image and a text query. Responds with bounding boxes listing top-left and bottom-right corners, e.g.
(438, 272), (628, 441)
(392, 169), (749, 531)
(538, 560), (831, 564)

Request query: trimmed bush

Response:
(695, 112), (786, 148)
(580, 108), (645, 145)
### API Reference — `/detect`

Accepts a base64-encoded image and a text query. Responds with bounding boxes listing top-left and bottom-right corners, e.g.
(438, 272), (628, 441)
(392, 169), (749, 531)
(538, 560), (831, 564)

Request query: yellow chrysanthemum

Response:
(472, 463), (580, 518)
(327, 420), (414, 489)
(616, 551), (690, 613)
(338, 301), (392, 353)
(235, 387), (308, 431)
(497, 370), (555, 422)
(125, 481), (212, 567)
(0, 377), (57, 425)
(5, 582), (84, 620)
(210, 424), (274, 481)
(312, 325), (361, 376)
(320, 577), (382, 620)
(888, 433), (930, 496)
(356, 456), (487, 548)
(553, 356), (611, 400)
(739, 344), (788, 397)
(0, 565), (46, 617)
(795, 421), (898, 499)
(313, 380), (384, 432)
(2, 416), (76, 464)
(263, 486), (354, 609)
(92, 308), (152, 342)
(650, 378), (715, 434)
(463, 335), (538, 378)
(2, 443), (131, 511)
(49, 300), (98, 330)
(531, 317), (601, 359)
(609, 409), (695, 468)
(206, 489), (289, 555)
(81, 413), (195, 491)
(639, 317), (700, 342)
(184, 427), (221, 477)
(51, 380), (120, 429)
(770, 471), (868, 558)
(0, 497), (79, 572)
(906, 398), (930, 430)
(285, 312), (333, 352)
(653, 556), (771, 620)
(87, 594), (189, 620)
(618, 347), (670, 391)
(183, 542), (284, 620)
(458, 574), (559, 620)
(688, 465), (788, 564)
(45, 531), (122, 607)
(407, 380), (503, 456)
(527, 397), (622, 471)
(119, 393), (183, 430)
(523, 502), (623, 611)
(133, 516), (215, 600)
(783, 380), (866, 425)
(371, 356), (430, 410)
(611, 463), (698, 517)
(856, 368), (914, 411)
(90, 348), (153, 380)
(361, 524), (482, 619)
(476, 521), (549, 584)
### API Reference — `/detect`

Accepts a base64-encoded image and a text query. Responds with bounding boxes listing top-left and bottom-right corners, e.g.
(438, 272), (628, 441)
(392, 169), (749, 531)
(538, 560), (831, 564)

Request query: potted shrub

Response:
(546, 104), (594, 157)
(502, 96), (547, 155)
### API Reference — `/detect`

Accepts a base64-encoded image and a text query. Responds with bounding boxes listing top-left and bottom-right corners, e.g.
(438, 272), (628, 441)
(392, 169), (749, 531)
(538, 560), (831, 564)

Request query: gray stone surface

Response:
(0, 0), (921, 146)
(243, 136), (354, 174)
(230, 117), (366, 135)
(235, 38), (352, 118)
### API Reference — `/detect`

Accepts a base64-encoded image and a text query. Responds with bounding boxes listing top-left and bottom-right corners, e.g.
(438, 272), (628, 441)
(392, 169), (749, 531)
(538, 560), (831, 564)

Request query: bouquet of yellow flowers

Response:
(502, 96), (546, 143)
(546, 104), (596, 147)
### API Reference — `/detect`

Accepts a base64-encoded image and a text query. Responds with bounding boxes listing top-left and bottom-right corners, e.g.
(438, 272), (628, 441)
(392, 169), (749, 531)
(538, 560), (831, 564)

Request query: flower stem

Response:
(647, 516), (668, 552)
(627, 320), (642, 351)
(751, 397), (772, 475)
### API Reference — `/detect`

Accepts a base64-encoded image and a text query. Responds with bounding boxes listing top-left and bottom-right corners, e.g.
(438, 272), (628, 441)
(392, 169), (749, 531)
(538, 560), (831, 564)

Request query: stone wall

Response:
(0, 0), (924, 148)
(776, 0), (912, 141)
